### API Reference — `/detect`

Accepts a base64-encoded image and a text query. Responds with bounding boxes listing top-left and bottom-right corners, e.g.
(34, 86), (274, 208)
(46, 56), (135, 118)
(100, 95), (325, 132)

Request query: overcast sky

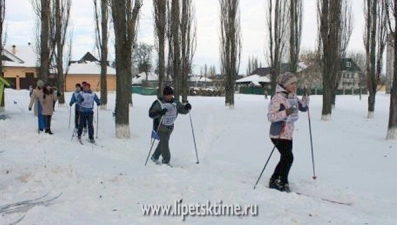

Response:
(5, 0), (366, 74)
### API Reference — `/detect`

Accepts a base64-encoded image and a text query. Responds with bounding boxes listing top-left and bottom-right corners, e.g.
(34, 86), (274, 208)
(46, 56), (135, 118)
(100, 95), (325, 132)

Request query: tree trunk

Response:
(39, 0), (51, 82)
(171, 0), (181, 100)
(154, 0), (166, 98)
(386, 0), (397, 139)
(100, 0), (108, 110)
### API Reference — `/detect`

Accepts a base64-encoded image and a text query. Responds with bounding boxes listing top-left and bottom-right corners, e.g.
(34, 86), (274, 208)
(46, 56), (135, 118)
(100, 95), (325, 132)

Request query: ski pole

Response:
(307, 107), (316, 180)
(145, 117), (164, 166)
(96, 106), (99, 139)
(253, 145), (276, 189)
(189, 112), (199, 164)
(68, 106), (71, 129)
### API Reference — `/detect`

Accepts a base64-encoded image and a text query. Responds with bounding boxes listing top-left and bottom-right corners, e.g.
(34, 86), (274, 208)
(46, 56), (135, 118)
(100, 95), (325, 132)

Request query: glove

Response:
(97, 103), (101, 106)
(286, 107), (297, 116)
(69, 103), (72, 107)
(28, 107), (32, 111)
(57, 92), (62, 97)
(160, 108), (168, 116)
(185, 103), (192, 111)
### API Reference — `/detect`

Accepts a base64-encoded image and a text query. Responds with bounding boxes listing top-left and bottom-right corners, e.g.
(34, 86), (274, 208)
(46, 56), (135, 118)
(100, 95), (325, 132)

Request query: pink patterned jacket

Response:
(267, 84), (309, 140)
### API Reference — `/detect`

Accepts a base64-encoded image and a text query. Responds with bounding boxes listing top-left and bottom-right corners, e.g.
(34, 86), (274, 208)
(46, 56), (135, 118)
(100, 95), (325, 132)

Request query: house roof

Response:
(67, 61), (116, 75)
(341, 58), (362, 73)
(251, 62), (307, 76)
(236, 74), (271, 83)
(132, 72), (159, 84)
(2, 45), (38, 68)
(190, 75), (213, 82)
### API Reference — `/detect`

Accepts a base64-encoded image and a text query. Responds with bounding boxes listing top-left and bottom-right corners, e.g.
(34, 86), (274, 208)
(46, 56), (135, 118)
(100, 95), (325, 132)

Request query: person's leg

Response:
(74, 111), (79, 130)
(46, 115), (53, 134)
(87, 111), (94, 140)
(152, 126), (167, 161)
(269, 139), (293, 189)
(77, 112), (85, 138)
(161, 127), (173, 164)
(37, 102), (45, 131)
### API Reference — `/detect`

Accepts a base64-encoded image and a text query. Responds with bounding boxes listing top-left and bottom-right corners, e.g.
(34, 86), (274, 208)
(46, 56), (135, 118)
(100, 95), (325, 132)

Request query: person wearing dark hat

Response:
(76, 82), (100, 143)
(148, 86), (192, 165)
(267, 72), (309, 192)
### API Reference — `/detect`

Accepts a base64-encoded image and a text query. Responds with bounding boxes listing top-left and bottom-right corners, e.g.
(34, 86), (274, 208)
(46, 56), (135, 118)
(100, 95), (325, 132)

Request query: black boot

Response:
(45, 129), (54, 135)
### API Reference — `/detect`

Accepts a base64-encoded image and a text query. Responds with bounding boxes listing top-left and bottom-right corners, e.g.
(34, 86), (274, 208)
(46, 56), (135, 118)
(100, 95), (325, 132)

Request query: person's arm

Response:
(28, 90), (36, 109)
(267, 95), (289, 123)
(149, 100), (164, 119)
(94, 94), (101, 106)
(176, 100), (190, 115)
(69, 93), (76, 106)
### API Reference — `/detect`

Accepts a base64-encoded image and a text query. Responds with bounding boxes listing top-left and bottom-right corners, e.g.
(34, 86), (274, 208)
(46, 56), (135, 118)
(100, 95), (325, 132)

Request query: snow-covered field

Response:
(1, 89), (396, 225)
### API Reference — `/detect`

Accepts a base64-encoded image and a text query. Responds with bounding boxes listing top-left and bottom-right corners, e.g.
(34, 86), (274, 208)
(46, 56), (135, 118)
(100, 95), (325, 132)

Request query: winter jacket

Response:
(28, 88), (43, 116)
(39, 91), (57, 116)
(268, 84), (309, 140)
(69, 90), (81, 111)
(148, 97), (190, 130)
(77, 90), (100, 113)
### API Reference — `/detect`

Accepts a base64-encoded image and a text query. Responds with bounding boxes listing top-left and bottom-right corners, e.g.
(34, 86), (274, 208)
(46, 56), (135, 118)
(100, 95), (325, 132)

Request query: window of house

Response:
(346, 62), (351, 68)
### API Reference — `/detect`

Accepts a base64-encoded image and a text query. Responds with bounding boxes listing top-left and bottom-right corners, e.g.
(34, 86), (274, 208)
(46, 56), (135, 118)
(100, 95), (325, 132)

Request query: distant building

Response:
(65, 52), (117, 92)
(338, 58), (363, 91)
(1, 44), (40, 90)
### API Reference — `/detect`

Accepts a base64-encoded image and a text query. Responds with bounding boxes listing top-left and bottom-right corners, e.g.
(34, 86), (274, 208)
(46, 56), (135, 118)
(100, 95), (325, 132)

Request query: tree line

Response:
(0, 0), (396, 140)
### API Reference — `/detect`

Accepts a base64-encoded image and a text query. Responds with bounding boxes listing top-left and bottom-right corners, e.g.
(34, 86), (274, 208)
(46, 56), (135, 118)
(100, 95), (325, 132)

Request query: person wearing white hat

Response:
(267, 72), (309, 192)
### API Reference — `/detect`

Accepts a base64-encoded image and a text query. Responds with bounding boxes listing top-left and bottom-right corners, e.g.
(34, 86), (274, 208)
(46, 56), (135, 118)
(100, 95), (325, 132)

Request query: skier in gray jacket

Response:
(149, 86), (192, 165)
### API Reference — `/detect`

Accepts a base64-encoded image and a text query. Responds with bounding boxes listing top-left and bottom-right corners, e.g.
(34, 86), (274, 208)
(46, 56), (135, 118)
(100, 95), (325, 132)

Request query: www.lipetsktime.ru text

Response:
(141, 200), (258, 221)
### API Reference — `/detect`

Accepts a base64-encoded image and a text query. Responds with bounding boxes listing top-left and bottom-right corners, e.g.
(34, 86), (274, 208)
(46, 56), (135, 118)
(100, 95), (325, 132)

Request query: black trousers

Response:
(78, 112), (94, 139)
(270, 138), (293, 184)
(44, 115), (52, 130)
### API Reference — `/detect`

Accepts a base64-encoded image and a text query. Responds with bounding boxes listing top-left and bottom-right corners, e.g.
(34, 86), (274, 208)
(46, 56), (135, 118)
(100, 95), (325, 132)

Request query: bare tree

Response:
(132, 42), (153, 78)
(51, 0), (71, 104)
(170, 0), (184, 100)
(266, 0), (288, 94)
(331, 0), (352, 107)
(246, 56), (261, 75)
(317, 0), (342, 120)
(299, 49), (322, 90)
(180, 0), (197, 102)
(0, 0), (5, 111)
(288, 0), (303, 73)
(219, 0), (241, 107)
(364, 0), (387, 118)
(111, 0), (141, 139)
(153, 0), (167, 97)
(94, 0), (110, 110)
(385, 0), (397, 139)
(31, 0), (52, 81)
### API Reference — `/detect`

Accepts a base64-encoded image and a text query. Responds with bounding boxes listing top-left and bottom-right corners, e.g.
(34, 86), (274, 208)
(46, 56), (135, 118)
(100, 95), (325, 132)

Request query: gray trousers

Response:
(152, 125), (174, 163)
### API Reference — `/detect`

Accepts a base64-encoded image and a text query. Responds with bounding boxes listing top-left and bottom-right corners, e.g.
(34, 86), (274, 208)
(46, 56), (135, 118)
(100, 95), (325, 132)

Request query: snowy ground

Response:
(1, 89), (396, 225)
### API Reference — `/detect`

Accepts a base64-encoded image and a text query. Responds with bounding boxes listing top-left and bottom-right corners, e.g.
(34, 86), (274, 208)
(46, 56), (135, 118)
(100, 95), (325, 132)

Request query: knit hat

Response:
(83, 82), (91, 87)
(163, 86), (174, 95)
(277, 72), (297, 87)
(36, 80), (44, 88)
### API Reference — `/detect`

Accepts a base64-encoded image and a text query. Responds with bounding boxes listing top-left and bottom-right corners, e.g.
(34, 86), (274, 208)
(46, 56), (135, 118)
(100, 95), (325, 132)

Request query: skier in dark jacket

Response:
(148, 86), (192, 165)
